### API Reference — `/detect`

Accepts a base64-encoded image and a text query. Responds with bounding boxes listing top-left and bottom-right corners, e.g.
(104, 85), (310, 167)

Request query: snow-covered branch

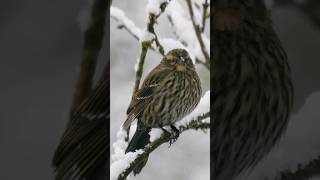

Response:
(111, 0), (211, 70)
(186, 0), (210, 69)
(110, 6), (143, 41)
(271, 154), (320, 180)
(110, 91), (210, 180)
(132, 0), (170, 98)
(165, 0), (210, 69)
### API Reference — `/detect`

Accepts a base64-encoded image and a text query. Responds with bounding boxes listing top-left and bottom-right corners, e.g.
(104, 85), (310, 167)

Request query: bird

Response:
(212, 0), (294, 180)
(52, 62), (109, 180)
(123, 48), (202, 175)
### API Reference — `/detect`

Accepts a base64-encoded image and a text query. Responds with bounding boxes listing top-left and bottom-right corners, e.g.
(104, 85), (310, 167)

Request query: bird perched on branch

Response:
(123, 49), (202, 175)
(212, 0), (294, 180)
(52, 63), (109, 180)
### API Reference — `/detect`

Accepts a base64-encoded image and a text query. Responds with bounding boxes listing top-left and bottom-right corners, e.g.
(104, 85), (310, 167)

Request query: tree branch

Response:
(130, 0), (170, 102)
(201, 0), (209, 32)
(117, 112), (210, 180)
(166, 14), (209, 69)
(110, 6), (143, 41)
(128, 1), (170, 141)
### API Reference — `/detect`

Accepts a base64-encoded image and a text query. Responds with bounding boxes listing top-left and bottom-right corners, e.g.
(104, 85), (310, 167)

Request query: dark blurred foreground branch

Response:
(70, 0), (108, 116)
(271, 155), (320, 180)
(117, 112), (210, 180)
(53, 0), (108, 180)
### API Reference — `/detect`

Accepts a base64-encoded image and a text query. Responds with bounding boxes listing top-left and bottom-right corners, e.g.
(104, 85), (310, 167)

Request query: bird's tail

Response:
(125, 120), (151, 175)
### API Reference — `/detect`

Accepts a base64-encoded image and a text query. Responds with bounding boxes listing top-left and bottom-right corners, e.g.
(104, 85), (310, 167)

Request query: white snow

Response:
(165, 0), (210, 64)
(139, 29), (155, 42)
(146, 0), (168, 15)
(110, 6), (143, 39)
(149, 128), (164, 142)
(111, 128), (128, 162)
(110, 127), (144, 180)
(159, 38), (185, 54)
(110, 149), (144, 180)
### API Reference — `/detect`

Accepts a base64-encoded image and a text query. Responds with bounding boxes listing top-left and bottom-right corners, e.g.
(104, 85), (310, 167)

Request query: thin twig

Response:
(110, 11), (157, 51)
(133, 41), (150, 94)
(131, 1), (170, 100)
(117, 112), (210, 180)
(117, 24), (140, 40)
(166, 14), (209, 69)
(201, 0), (209, 32)
(186, 0), (210, 70)
(147, 13), (165, 56)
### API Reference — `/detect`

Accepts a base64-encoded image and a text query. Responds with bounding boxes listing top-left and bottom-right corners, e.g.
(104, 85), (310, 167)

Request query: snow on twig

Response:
(110, 6), (143, 40)
(166, 0), (210, 69)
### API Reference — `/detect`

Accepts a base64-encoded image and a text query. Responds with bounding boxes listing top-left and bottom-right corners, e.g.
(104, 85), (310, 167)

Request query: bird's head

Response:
(162, 49), (194, 72)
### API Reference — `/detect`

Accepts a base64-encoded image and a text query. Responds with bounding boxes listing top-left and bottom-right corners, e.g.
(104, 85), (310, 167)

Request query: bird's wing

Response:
(53, 66), (109, 180)
(122, 65), (171, 130)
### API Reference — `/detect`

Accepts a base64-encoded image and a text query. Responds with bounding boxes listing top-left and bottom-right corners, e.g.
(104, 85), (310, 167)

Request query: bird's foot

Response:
(161, 125), (180, 147)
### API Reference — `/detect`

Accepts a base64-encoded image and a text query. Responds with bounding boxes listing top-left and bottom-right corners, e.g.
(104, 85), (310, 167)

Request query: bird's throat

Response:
(176, 64), (187, 71)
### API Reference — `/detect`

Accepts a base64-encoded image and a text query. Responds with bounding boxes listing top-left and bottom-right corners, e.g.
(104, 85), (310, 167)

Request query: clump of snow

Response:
(149, 128), (163, 142)
(111, 6), (143, 39)
(110, 127), (144, 180)
(159, 38), (185, 54)
(110, 149), (144, 180)
(176, 91), (210, 127)
(146, 0), (168, 15)
(111, 129), (128, 162)
(140, 29), (155, 42)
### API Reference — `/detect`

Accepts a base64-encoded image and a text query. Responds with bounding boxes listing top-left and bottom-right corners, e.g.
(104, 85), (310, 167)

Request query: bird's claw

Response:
(161, 126), (180, 147)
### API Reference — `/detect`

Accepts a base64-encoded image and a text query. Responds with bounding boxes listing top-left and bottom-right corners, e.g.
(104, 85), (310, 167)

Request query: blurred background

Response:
(0, 0), (107, 179)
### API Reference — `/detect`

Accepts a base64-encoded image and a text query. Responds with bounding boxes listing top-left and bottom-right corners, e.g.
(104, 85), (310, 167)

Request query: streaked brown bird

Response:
(123, 48), (202, 175)
(212, 0), (294, 180)
(52, 63), (109, 180)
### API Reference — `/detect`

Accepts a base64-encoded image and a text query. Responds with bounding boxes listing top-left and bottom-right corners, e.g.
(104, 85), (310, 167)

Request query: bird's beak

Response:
(177, 57), (186, 64)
